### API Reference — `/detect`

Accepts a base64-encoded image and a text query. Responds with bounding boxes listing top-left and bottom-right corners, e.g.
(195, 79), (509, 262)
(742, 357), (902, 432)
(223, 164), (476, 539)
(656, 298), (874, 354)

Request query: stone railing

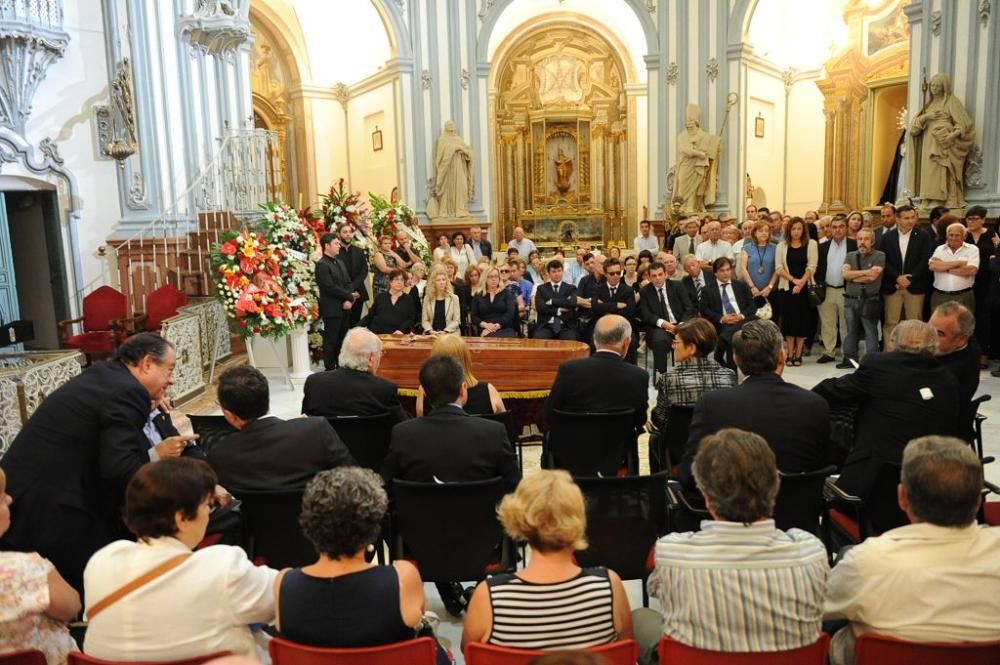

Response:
(0, 350), (83, 455)
(160, 297), (231, 402)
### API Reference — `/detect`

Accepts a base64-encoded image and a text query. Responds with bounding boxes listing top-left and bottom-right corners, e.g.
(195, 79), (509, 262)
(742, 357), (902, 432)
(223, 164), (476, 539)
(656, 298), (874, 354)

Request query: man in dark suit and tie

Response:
(593, 257), (638, 362)
(533, 259), (579, 340)
(680, 254), (716, 308)
(700, 257), (757, 369)
(639, 260), (695, 374)
(680, 320), (830, 491)
(879, 205), (933, 341)
(316, 232), (357, 370)
(336, 223), (369, 327)
(301, 327), (409, 423)
(208, 365), (354, 491)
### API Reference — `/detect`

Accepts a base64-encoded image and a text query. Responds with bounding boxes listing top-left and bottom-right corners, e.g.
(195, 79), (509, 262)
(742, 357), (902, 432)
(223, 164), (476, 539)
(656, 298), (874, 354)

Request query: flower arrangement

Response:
(320, 178), (369, 236)
(369, 192), (431, 265)
(258, 200), (319, 260)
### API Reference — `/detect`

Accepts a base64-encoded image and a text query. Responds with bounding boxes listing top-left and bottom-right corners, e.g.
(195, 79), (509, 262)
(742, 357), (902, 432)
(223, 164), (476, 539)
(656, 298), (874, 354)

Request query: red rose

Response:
(239, 320), (247, 328)
(221, 241), (238, 256)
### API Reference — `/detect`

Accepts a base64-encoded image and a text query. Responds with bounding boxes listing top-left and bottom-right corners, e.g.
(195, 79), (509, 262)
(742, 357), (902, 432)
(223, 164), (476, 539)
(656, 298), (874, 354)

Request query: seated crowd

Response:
(0, 207), (999, 665)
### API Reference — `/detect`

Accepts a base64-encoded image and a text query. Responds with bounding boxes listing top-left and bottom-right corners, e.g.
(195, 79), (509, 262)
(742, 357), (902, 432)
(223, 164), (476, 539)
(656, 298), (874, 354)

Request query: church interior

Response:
(1, 0), (1000, 663)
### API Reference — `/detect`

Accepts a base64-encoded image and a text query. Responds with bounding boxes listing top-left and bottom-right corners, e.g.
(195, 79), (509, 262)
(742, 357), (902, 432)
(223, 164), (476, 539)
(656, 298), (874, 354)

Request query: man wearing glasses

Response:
(593, 258), (638, 362)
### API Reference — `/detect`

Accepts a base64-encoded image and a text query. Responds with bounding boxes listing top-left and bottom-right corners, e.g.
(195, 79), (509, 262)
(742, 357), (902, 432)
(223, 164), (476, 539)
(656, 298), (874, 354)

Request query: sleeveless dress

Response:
(781, 243), (811, 336)
(424, 381), (493, 416)
(373, 251), (399, 297)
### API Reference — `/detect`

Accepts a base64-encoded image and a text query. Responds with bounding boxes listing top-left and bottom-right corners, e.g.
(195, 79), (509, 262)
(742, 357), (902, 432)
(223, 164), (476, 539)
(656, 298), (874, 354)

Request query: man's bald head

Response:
(593, 314), (632, 354)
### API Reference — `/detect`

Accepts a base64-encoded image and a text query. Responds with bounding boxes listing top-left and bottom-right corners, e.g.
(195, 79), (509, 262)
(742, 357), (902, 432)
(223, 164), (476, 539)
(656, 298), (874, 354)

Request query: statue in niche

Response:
(907, 73), (976, 209)
(673, 104), (721, 213)
(428, 120), (474, 221)
(554, 148), (574, 195)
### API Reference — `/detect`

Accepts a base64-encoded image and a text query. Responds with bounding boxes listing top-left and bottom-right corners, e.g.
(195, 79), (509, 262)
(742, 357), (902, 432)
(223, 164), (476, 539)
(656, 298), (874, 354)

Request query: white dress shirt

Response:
(653, 284), (677, 328)
(696, 240), (734, 263)
(84, 537), (277, 660)
(717, 281), (741, 315)
(930, 242), (979, 292)
(897, 229), (912, 265)
(634, 233), (660, 254)
(824, 522), (1000, 665)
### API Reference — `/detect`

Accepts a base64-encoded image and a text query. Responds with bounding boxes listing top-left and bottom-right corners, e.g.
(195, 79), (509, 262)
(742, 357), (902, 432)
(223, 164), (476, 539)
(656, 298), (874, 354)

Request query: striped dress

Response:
(486, 567), (617, 650)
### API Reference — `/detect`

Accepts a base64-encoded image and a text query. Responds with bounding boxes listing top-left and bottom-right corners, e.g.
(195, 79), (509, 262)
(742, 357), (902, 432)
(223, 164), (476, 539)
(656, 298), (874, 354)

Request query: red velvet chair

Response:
(136, 284), (188, 332)
(68, 652), (229, 665)
(0, 650), (47, 665)
(60, 285), (129, 362)
(269, 636), (437, 665)
(855, 634), (1000, 664)
(658, 635), (829, 664)
(465, 640), (639, 665)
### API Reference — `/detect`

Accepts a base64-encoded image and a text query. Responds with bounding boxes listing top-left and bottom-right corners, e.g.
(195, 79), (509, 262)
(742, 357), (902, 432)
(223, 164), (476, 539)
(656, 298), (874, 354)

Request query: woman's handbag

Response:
(807, 283), (825, 308)
(754, 297), (773, 320)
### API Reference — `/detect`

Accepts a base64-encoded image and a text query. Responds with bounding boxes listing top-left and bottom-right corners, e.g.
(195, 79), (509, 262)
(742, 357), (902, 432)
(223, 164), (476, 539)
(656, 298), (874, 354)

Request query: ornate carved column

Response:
(816, 54), (868, 213)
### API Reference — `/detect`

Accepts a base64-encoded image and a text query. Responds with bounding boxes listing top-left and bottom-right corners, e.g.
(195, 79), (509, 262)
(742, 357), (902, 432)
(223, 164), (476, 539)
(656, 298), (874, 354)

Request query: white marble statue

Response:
(428, 120), (474, 221)
(673, 104), (721, 213)
(907, 73), (976, 209)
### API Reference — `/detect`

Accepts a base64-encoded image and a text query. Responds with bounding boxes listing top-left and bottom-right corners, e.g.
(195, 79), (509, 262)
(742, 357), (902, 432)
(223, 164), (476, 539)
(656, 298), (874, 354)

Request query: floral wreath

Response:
(369, 192), (431, 266)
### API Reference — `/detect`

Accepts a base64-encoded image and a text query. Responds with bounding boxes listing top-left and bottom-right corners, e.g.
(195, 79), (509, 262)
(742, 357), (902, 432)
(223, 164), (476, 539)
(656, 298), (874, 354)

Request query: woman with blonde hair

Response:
(372, 235), (405, 297)
(472, 266), (518, 338)
(415, 334), (504, 416)
(462, 470), (633, 653)
(422, 266), (460, 336)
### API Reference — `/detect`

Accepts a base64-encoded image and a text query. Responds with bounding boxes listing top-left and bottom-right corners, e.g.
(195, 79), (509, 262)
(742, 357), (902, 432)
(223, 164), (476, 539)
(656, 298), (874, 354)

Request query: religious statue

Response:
(673, 104), (721, 213)
(907, 73), (976, 210)
(554, 148), (574, 195)
(427, 120), (474, 221)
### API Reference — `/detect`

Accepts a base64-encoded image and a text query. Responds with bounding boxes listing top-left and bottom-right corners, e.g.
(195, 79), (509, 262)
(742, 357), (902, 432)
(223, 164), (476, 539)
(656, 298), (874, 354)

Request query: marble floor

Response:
(177, 350), (1000, 662)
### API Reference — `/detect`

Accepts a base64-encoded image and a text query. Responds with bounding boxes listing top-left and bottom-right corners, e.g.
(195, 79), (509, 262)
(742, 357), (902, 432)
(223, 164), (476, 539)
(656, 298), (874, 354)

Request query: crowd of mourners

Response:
(0, 202), (998, 665)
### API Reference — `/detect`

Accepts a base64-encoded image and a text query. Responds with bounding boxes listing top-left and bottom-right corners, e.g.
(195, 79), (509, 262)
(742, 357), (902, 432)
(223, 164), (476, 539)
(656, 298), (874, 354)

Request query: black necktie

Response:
(689, 237), (695, 254)
(610, 285), (617, 299)
(658, 287), (667, 313)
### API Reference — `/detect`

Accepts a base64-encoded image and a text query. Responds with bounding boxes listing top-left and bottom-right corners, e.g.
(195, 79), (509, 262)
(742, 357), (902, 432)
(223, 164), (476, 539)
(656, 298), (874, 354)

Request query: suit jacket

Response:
(545, 350), (649, 431)
(592, 281), (637, 321)
(301, 367), (409, 423)
(421, 293), (461, 334)
(673, 233), (702, 264)
(680, 269), (717, 308)
(681, 373), (831, 489)
(638, 281), (694, 331)
(382, 404), (520, 491)
(315, 255), (354, 318)
(0, 361), (155, 590)
(813, 351), (960, 497)
(341, 244), (370, 302)
(149, 409), (206, 460)
(207, 416), (354, 491)
(879, 228), (934, 295)
(815, 238), (857, 286)
(471, 238), (493, 261)
(535, 281), (579, 329)
(699, 278), (758, 327)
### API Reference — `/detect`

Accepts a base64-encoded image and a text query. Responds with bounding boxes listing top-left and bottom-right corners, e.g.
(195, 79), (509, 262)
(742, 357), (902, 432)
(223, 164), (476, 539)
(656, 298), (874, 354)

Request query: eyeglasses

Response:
(499, 269), (510, 274)
(606, 270), (622, 276)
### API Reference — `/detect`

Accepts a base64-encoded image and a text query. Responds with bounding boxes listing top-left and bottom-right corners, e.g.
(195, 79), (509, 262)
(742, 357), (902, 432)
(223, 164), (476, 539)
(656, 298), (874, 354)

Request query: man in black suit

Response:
(680, 320), (830, 491)
(679, 254), (716, 309)
(879, 205), (933, 341)
(316, 233), (357, 371)
(639, 261), (695, 374)
(301, 327), (408, 423)
(469, 225), (493, 262)
(593, 258), (638, 362)
(208, 365), (354, 491)
(814, 320), (961, 499)
(815, 217), (857, 364)
(0, 333), (198, 593)
(336, 223), (369, 328)
(873, 202), (897, 250)
(700, 257), (757, 369)
(533, 259), (579, 340)
(575, 252), (603, 347)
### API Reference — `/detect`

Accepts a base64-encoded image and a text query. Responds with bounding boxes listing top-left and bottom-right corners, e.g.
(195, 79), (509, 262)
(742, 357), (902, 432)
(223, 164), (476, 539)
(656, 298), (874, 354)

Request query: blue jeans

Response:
(844, 298), (879, 361)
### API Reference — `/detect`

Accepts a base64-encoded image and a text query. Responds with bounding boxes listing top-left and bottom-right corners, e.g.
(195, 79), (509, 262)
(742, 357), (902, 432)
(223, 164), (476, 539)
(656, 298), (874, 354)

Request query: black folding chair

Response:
(186, 414), (236, 456)
(473, 410), (522, 467)
(824, 462), (907, 552)
(325, 413), (395, 473)
(390, 477), (515, 583)
(964, 393), (992, 459)
(546, 409), (637, 477)
(774, 466), (838, 534)
(648, 405), (693, 475)
(575, 472), (670, 607)
(231, 488), (314, 569)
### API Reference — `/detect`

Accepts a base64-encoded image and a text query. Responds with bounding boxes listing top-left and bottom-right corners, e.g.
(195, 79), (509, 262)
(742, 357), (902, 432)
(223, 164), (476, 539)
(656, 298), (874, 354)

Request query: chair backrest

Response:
(548, 409), (636, 477)
(231, 489), (314, 569)
(662, 405), (694, 470)
(82, 285), (128, 332)
(67, 652), (230, 665)
(865, 462), (907, 536)
(474, 410), (518, 448)
(392, 477), (511, 582)
(269, 636), (437, 665)
(186, 414), (237, 456)
(0, 650), (47, 665)
(855, 634), (1000, 665)
(775, 466), (837, 534)
(465, 639), (639, 665)
(573, 472), (669, 580)
(144, 284), (188, 331)
(658, 634), (829, 664)
(325, 413), (395, 472)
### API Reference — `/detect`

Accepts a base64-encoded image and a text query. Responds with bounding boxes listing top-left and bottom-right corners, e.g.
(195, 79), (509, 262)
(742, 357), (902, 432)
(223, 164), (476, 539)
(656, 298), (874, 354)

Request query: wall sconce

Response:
(95, 58), (138, 168)
(372, 125), (383, 151)
(754, 113), (765, 138)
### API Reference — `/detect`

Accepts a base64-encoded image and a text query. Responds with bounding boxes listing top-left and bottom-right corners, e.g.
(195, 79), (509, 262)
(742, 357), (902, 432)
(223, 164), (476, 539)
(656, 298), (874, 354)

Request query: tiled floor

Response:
(178, 349), (1000, 663)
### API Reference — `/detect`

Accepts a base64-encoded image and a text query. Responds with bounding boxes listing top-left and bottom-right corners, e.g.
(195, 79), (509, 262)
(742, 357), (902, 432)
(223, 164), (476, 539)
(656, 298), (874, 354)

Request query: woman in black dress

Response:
(472, 266), (518, 338)
(361, 269), (416, 335)
(775, 217), (818, 366)
(415, 335), (505, 416)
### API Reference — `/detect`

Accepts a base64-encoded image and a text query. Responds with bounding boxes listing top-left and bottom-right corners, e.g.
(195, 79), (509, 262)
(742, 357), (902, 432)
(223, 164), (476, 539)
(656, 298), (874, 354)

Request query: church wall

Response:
(744, 66), (786, 211)
(784, 77), (826, 215)
(347, 83), (400, 200)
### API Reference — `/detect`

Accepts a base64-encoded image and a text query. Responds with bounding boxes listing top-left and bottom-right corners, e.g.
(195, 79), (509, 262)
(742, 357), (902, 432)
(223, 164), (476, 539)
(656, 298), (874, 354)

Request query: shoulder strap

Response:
(86, 553), (191, 621)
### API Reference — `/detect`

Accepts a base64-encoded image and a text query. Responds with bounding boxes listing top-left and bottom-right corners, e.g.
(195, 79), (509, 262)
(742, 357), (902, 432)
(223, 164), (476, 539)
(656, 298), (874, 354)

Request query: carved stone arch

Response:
(370, 0), (412, 60)
(728, 0), (761, 46)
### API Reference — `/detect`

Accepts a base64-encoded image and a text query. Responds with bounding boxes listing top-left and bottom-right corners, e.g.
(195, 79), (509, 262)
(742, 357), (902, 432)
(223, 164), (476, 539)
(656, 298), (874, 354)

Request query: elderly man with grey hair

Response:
(814, 320), (961, 499)
(301, 327), (409, 423)
(824, 436), (1000, 665)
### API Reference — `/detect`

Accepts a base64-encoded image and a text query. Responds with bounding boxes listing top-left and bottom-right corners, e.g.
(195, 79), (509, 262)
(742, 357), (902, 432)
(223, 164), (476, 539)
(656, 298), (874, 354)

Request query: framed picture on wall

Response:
(754, 114), (765, 138)
(372, 126), (383, 151)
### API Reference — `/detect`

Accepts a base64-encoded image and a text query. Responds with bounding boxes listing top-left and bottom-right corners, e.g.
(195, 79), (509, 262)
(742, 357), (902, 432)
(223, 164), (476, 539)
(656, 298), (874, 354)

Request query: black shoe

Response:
(835, 361), (854, 369)
(436, 581), (467, 617)
(817, 354), (836, 364)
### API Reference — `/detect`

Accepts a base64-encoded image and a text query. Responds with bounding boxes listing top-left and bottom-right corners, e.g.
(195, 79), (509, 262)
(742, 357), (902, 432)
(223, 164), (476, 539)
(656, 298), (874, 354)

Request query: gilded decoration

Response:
(491, 23), (630, 248)
(249, 21), (292, 202)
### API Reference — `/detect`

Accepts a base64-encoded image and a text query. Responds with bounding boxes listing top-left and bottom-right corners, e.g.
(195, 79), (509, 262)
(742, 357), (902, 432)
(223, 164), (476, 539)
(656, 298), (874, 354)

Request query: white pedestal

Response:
(248, 334), (288, 368)
(289, 327), (312, 380)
